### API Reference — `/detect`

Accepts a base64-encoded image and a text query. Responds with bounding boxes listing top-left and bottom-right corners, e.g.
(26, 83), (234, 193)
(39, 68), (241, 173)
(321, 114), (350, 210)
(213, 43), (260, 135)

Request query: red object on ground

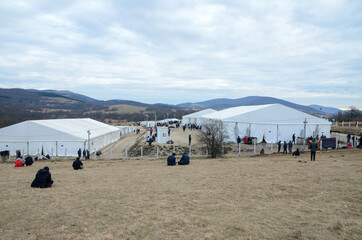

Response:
(14, 160), (24, 167)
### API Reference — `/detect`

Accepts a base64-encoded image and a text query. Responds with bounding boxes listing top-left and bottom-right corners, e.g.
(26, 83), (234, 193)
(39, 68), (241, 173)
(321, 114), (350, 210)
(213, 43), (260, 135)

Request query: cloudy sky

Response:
(0, 0), (361, 108)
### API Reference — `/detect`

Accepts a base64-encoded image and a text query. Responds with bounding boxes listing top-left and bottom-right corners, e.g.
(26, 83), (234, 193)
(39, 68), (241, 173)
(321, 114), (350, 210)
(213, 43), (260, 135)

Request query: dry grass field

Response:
(1, 149), (361, 240)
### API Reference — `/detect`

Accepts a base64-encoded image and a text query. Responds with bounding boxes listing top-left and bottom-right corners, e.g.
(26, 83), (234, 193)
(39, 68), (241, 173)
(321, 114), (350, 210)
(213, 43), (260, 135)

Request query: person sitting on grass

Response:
(25, 156), (33, 166)
(14, 157), (24, 167)
(31, 166), (53, 188)
(178, 152), (190, 165)
(167, 153), (176, 166)
(292, 149), (300, 156)
(72, 157), (83, 170)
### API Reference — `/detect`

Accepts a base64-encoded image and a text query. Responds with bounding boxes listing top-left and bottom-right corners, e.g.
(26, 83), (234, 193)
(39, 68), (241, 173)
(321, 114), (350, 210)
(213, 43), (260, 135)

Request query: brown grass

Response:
(1, 149), (361, 239)
(331, 125), (362, 136)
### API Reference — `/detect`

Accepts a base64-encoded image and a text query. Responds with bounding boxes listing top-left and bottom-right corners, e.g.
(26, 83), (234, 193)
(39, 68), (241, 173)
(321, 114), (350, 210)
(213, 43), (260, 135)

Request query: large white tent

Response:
(200, 104), (331, 143)
(182, 109), (217, 125)
(0, 118), (120, 157)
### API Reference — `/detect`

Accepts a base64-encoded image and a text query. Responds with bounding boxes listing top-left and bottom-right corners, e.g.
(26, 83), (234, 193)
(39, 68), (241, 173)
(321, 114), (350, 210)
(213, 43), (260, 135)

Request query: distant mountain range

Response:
(177, 96), (338, 114)
(308, 104), (342, 115)
(0, 88), (339, 127)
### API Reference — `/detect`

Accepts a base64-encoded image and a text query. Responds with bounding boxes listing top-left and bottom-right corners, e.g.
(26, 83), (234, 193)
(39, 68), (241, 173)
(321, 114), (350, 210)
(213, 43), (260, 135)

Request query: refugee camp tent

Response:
(140, 121), (156, 127)
(182, 109), (217, 125)
(117, 126), (135, 135)
(0, 118), (120, 157)
(199, 104), (331, 143)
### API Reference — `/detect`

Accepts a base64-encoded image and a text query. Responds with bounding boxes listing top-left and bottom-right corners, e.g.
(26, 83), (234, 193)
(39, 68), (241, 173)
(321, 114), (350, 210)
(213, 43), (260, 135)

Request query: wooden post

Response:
(270, 143), (273, 153)
(357, 121), (359, 128)
(342, 121), (344, 127)
(65, 148), (67, 159)
(349, 121), (351, 127)
(320, 139), (323, 152)
(110, 147), (112, 160)
(238, 143), (240, 156)
(253, 142), (256, 155)
(125, 147), (127, 159)
(141, 146), (143, 159)
(189, 145), (192, 156)
(173, 145), (175, 153)
(156, 146), (159, 159)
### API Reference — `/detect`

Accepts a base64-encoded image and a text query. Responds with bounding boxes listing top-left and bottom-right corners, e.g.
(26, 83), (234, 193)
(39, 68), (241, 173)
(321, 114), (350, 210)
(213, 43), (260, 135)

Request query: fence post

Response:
(271, 143), (273, 153)
(342, 121), (344, 127)
(222, 144), (224, 157)
(206, 148), (208, 156)
(349, 121), (351, 127)
(238, 143), (240, 156)
(156, 146), (159, 159)
(141, 146), (143, 159)
(65, 148), (67, 159)
(173, 145), (175, 153)
(110, 147), (112, 160)
(189, 145), (192, 156)
(94, 148), (96, 159)
(357, 121), (359, 128)
(320, 139), (323, 152)
(253, 142), (256, 155)
(125, 147), (127, 159)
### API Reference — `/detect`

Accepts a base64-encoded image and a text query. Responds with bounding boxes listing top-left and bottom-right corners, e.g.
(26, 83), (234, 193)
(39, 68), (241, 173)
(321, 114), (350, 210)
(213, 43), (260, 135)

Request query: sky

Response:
(0, 0), (361, 109)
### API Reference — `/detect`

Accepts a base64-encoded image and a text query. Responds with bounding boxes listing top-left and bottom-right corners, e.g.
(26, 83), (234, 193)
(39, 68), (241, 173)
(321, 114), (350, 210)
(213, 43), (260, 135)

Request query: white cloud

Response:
(0, 0), (361, 108)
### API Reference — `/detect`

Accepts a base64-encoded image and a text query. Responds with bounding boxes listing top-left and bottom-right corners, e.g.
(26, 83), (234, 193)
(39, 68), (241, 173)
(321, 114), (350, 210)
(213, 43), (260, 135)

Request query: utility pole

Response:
(303, 118), (308, 151)
(87, 130), (91, 154)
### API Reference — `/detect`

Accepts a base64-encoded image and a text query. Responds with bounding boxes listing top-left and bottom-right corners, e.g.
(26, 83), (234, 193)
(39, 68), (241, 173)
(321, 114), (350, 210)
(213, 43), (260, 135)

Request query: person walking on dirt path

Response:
(292, 134), (295, 144)
(310, 139), (318, 161)
(288, 141), (293, 154)
(283, 141), (287, 154)
(278, 140), (281, 153)
(189, 134), (192, 145)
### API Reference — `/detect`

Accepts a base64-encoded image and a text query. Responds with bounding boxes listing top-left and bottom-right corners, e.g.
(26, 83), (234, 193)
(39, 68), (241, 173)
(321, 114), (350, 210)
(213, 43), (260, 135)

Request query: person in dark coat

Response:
(25, 156), (33, 166)
(278, 140), (281, 153)
(292, 149), (300, 156)
(167, 153), (176, 166)
(292, 134), (296, 144)
(189, 134), (192, 145)
(237, 136), (241, 146)
(347, 133), (351, 143)
(310, 139), (318, 161)
(283, 141), (288, 154)
(72, 157), (83, 170)
(178, 152), (190, 165)
(77, 148), (81, 158)
(31, 167), (53, 188)
(288, 141), (293, 154)
(86, 150), (90, 160)
(83, 149), (86, 159)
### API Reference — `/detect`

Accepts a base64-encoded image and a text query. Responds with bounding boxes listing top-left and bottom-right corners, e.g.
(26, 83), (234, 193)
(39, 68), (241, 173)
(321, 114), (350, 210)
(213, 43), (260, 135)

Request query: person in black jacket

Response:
(167, 153), (176, 166)
(31, 167), (53, 188)
(178, 152), (190, 165)
(25, 156), (33, 166)
(72, 157), (83, 170)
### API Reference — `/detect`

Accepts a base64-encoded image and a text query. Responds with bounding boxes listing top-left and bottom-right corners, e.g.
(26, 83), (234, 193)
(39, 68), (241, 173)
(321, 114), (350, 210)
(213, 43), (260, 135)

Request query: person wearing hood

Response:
(178, 152), (190, 165)
(283, 141), (288, 154)
(167, 153), (176, 166)
(72, 157), (83, 170)
(278, 140), (281, 153)
(310, 139), (318, 161)
(31, 167), (53, 188)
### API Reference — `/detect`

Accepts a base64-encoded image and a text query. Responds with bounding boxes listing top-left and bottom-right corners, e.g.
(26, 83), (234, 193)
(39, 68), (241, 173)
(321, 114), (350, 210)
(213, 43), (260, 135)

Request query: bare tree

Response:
(197, 119), (229, 158)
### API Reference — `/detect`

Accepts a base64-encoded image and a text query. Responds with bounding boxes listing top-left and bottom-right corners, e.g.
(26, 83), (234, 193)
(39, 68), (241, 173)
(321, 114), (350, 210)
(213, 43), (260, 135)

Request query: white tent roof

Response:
(182, 108), (217, 118)
(0, 118), (120, 142)
(201, 104), (331, 125)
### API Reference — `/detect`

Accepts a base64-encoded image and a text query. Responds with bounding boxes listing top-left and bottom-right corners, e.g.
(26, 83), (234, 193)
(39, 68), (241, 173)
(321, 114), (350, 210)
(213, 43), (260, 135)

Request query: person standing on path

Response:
(292, 134), (295, 144)
(310, 139), (318, 161)
(189, 134), (192, 145)
(278, 140), (281, 153)
(283, 141), (287, 154)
